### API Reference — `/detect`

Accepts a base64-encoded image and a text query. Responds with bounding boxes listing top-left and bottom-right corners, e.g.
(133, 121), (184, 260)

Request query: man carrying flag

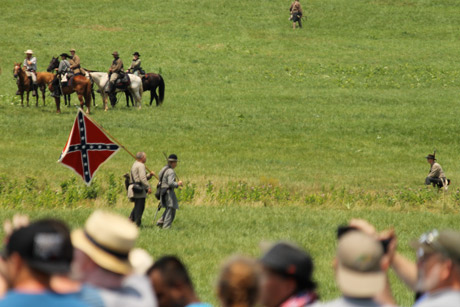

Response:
(58, 109), (120, 185)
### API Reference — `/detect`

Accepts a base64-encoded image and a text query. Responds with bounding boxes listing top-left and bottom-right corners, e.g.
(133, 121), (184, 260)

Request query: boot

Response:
(105, 82), (114, 94)
(32, 84), (38, 97)
(50, 88), (60, 98)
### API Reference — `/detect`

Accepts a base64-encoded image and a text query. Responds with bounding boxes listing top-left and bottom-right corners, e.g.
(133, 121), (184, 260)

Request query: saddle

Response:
(115, 74), (131, 89)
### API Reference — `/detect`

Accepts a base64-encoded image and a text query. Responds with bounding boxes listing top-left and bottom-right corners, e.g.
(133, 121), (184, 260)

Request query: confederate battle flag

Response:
(58, 109), (119, 185)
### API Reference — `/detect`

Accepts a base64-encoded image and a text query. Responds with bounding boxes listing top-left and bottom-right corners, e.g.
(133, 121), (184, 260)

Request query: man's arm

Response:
(137, 164), (150, 189)
(166, 170), (179, 189)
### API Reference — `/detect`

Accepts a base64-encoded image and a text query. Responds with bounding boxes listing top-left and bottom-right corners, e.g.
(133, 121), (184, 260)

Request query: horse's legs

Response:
(102, 93), (108, 111)
(41, 86), (46, 106)
(134, 90), (142, 109)
(20, 92), (24, 107)
(125, 91), (130, 107)
(26, 90), (30, 107)
(55, 96), (61, 114)
(149, 90), (154, 106)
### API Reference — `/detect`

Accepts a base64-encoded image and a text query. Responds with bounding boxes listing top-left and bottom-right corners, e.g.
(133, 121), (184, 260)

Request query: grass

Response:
(1, 0), (460, 305)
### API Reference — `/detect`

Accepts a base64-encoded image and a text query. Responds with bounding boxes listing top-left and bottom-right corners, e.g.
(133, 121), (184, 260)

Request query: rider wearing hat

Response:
(107, 51), (124, 94)
(69, 48), (82, 75)
(51, 53), (72, 97)
(425, 153), (449, 188)
(22, 49), (38, 96)
(126, 52), (143, 77)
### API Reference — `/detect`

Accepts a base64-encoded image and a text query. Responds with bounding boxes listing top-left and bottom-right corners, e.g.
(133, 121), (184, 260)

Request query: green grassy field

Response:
(1, 0), (460, 305)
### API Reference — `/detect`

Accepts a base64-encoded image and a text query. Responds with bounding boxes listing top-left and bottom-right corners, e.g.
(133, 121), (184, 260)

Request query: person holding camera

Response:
(156, 154), (183, 229)
(128, 152), (154, 227)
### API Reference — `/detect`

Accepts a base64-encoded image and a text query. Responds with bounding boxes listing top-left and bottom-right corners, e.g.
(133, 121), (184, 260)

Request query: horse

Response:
(126, 73), (164, 107)
(88, 72), (143, 111)
(48, 74), (92, 114)
(13, 63), (54, 107)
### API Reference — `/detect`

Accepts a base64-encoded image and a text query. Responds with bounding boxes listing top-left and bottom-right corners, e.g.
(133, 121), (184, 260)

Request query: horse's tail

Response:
(139, 77), (143, 98)
(158, 74), (165, 103)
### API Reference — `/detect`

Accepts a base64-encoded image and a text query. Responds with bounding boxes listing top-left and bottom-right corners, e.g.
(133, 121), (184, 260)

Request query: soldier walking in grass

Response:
(425, 153), (449, 189)
(289, 0), (303, 29)
(156, 154), (183, 229)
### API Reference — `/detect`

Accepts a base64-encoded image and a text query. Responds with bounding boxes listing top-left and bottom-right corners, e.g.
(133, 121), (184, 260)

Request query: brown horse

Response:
(125, 73), (164, 107)
(13, 63), (54, 107)
(49, 75), (92, 114)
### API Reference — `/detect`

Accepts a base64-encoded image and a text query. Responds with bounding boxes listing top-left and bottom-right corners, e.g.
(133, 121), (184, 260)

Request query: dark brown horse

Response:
(13, 63), (54, 107)
(126, 73), (164, 107)
(48, 74), (92, 114)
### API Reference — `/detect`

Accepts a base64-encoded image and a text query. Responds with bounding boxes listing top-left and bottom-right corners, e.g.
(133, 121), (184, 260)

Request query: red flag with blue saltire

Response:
(58, 109), (119, 185)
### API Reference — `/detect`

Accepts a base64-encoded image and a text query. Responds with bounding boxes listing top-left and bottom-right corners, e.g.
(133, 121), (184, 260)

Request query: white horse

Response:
(88, 72), (143, 111)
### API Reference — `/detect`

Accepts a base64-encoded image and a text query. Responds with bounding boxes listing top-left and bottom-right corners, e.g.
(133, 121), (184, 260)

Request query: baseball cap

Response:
(410, 229), (460, 262)
(4, 219), (73, 275)
(336, 232), (385, 298)
(260, 241), (313, 284)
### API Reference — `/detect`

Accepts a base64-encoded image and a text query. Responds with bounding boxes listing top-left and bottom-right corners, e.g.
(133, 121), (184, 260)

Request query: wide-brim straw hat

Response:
(24, 49), (33, 54)
(71, 210), (139, 275)
(70, 48), (76, 52)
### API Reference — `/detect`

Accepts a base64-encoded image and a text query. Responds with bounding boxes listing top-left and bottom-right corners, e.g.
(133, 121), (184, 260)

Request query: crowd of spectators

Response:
(0, 210), (458, 307)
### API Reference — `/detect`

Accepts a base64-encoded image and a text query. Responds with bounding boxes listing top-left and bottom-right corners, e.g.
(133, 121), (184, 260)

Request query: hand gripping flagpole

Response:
(80, 108), (159, 180)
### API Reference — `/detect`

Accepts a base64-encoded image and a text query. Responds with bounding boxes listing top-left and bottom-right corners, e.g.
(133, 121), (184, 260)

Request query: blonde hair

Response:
(217, 256), (261, 307)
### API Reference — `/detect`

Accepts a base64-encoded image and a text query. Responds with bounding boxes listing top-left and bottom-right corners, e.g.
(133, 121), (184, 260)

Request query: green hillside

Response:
(1, 0), (460, 305)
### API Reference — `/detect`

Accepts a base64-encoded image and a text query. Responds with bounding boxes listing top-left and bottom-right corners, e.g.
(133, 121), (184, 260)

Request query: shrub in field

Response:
(177, 183), (196, 203)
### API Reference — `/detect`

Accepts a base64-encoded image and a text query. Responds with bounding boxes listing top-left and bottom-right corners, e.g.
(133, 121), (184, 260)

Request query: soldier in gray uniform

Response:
(51, 53), (72, 97)
(126, 52), (143, 77)
(425, 153), (449, 189)
(156, 154), (183, 229)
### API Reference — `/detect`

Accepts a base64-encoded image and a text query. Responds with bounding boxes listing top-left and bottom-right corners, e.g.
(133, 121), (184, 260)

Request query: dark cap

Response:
(426, 154), (436, 160)
(59, 53), (70, 58)
(168, 154), (179, 162)
(411, 229), (460, 262)
(112, 51), (119, 57)
(260, 242), (313, 284)
(4, 219), (73, 275)
(133, 52), (140, 56)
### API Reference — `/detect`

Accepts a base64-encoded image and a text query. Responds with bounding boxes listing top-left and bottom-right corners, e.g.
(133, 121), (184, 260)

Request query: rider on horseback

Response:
(126, 52), (144, 77)
(69, 48), (83, 75)
(22, 50), (38, 97)
(106, 51), (124, 94)
(51, 53), (72, 97)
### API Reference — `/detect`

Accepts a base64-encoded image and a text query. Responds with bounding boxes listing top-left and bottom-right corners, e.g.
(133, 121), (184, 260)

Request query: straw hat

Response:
(71, 210), (139, 275)
(70, 48), (76, 52)
(25, 50), (33, 54)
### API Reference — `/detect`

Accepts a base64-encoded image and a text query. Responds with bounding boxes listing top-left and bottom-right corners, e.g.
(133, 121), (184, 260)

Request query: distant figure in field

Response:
(69, 49), (83, 75)
(425, 153), (449, 189)
(289, 0), (303, 29)
(156, 154), (183, 229)
(107, 51), (124, 94)
(21, 49), (38, 96)
(217, 255), (261, 307)
(126, 52), (144, 77)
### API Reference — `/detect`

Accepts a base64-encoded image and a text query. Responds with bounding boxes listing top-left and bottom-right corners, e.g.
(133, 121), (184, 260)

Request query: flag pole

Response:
(79, 108), (159, 179)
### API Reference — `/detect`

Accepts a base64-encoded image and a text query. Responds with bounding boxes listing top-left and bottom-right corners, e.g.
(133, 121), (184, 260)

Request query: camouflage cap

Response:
(411, 229), (460, 262)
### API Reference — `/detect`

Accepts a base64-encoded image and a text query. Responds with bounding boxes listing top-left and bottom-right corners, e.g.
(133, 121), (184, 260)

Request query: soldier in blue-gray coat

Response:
(156, 154), (183, 229)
